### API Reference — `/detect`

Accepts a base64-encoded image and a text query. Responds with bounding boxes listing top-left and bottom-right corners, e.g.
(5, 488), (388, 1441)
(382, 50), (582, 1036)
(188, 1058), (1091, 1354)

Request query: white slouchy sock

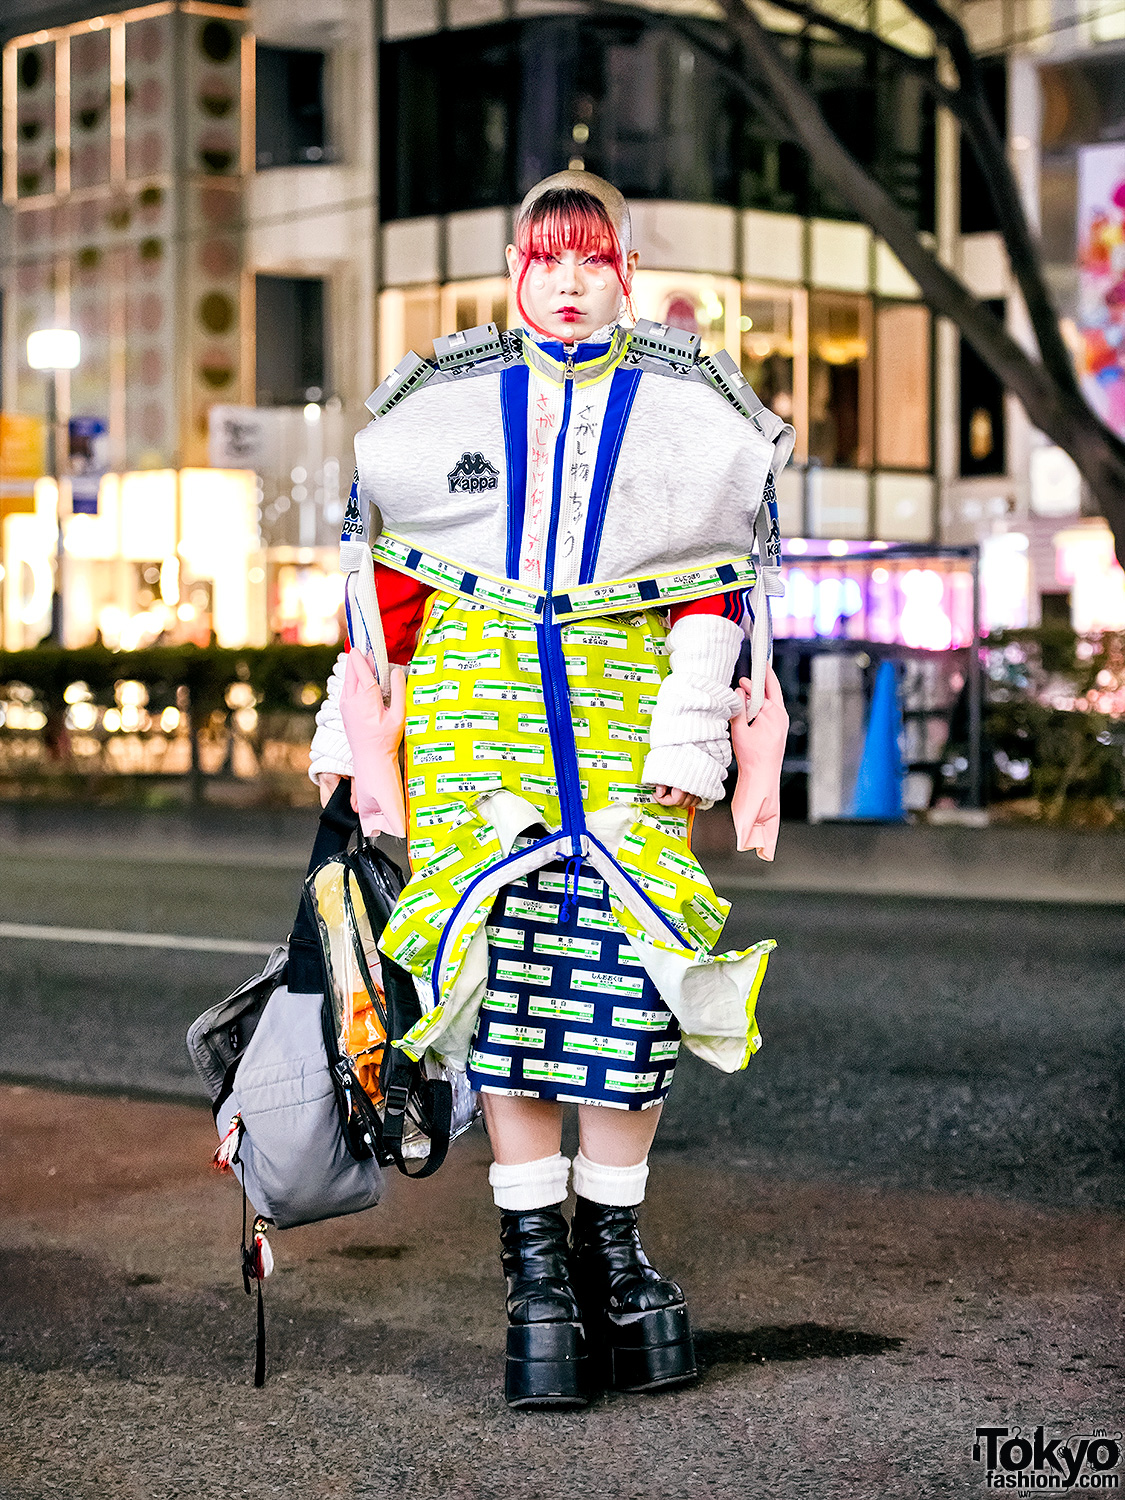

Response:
(488, 1153), (571, 1211)
(572, 1151), (649, 1207)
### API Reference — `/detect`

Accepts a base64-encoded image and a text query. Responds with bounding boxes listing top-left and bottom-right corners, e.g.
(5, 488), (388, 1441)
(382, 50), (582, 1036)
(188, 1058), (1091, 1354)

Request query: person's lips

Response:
(556, 306), (582, 322)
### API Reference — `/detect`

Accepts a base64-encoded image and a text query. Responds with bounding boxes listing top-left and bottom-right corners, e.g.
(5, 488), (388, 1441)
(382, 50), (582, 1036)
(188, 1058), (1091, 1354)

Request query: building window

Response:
(442, 280), (512, 339)
(740, 285), (808, 460)
(808, 292), (874, 469)
(255, 275), (327, 405)
(379, 18), (934, 228)
(379, 286), (441, 382)
(960, 60), (1006, 235)
(959, 301), (1006, 476)
(376, 275), (936, 550)
(256, 46), (328, 168)
(631, 271), (740, 358)
(875, 302), (931, 470)
(379, 271), (747, 377)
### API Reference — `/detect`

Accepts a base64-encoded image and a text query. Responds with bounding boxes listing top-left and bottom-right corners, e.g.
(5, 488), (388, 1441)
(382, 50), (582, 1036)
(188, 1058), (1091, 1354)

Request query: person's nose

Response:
(557, 254), (584, 295)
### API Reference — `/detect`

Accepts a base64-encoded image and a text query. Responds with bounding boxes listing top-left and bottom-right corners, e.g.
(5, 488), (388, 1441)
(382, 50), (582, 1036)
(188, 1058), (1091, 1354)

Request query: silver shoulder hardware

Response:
(434, 321), (524, 374)
(433, 321), (505, 371)
(364, 322), (524, 418)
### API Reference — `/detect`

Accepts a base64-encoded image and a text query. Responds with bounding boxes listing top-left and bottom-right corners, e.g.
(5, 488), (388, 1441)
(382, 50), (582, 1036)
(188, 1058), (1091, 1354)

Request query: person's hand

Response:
(652, 785), (703, 808)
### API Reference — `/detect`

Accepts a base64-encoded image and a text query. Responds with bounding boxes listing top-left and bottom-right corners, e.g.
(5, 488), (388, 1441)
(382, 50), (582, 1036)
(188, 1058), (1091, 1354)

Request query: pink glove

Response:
(730, 667), (789, 862)
(338, 651), (407, 839)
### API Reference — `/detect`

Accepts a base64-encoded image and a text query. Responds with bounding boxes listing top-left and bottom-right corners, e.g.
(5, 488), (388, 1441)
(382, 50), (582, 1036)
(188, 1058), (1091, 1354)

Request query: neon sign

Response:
(774, 560), (975, 649)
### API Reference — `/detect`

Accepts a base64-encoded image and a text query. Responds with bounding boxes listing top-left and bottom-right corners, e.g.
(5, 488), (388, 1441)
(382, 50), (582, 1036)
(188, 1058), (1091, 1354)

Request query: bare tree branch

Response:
(745, 0), (949, 93)
(663, 14), (802, 140)
(728, 0), (1125, 549)
(739, 0), (1094, 405)
(894, 0), (1082, 399)
(645, 0), (1058, 410)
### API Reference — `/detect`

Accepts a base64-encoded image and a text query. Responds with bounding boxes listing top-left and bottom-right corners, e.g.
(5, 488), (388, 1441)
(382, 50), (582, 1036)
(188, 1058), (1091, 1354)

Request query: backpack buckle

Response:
(384, 1082), (410, 1119)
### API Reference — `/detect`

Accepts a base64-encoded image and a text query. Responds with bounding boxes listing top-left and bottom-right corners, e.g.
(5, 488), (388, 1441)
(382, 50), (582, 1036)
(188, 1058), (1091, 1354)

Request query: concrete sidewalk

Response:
(3, 799), (1125, 903)
(1, 1084), (1121, 1500)
(703, 819), (1125, 905)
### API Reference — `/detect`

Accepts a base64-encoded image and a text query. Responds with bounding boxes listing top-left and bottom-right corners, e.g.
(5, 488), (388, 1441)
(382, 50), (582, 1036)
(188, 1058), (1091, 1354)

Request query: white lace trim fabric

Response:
(522, 323), (618, 345)
(641, 614), (742, 804)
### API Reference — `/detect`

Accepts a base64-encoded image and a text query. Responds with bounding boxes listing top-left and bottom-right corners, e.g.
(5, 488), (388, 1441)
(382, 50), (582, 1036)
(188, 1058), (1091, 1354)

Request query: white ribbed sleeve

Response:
(307, 651), (353, 784)
(641, 615), (742, 805)
(309, 651), (416, 784)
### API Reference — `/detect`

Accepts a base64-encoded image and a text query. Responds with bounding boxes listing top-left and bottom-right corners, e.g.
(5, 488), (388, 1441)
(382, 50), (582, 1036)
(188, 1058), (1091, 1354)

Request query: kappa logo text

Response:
(448, 452), (500, 494)
(973, 1426), (1121, 1491)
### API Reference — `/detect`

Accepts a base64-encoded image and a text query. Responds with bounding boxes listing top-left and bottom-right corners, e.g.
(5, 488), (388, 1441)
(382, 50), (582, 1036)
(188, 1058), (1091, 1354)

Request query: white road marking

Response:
(0, 922), (276, 956)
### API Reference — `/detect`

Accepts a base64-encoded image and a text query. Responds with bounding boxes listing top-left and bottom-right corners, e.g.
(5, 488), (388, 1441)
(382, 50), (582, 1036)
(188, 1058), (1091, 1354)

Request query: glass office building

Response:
(376, 7), (940, 547)
(17, 0), (1115, 645)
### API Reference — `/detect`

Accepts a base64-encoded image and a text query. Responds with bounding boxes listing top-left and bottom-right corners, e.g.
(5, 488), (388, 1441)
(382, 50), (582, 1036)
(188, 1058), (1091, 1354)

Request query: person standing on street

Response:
(312, 169), (792, 1408)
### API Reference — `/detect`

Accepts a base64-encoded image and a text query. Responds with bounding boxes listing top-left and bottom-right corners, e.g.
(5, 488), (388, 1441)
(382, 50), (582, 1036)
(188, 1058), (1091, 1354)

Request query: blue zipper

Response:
(538, 349), (586, 863)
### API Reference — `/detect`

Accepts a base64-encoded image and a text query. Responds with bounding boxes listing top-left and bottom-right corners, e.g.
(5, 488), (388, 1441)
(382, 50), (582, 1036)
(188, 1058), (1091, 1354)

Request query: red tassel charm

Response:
(251, 1218), (274, 1281)
(213, 1114), (244, 1174)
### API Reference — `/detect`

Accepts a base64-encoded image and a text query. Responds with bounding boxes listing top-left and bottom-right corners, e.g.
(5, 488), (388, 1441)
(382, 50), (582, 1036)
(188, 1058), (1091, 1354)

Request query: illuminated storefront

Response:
(1, 465), (344, 651)
(1054, 518), (1125, 635)
(772, 530), (1034, 652)
(774, 548), (975, 652)
(4, 0), (1059, 653)
(376, 7), (939, 553)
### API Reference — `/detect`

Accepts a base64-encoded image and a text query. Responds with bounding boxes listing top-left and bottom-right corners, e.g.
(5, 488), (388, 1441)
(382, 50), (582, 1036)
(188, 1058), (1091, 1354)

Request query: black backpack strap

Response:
(381, 1066), (452, 1180)
(420, 1077), (453, 1175)
(306, 777), (360, 878)
(288, 779), (359, 993)
(379, 954), (453, 1179)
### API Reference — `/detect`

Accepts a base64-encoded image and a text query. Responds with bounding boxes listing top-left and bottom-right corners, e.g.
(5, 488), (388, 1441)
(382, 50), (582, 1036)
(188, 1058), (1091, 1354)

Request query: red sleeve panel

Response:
(669, 591), (746, 626)
(372, 564), (434, 662)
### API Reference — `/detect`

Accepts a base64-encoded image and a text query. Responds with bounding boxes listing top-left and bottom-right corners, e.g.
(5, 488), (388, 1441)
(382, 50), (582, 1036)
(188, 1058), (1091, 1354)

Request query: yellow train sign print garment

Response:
(379, 592), (774, 1074)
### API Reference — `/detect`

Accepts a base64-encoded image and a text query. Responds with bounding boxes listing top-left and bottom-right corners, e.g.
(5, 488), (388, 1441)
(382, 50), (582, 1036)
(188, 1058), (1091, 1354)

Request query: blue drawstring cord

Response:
(558, 853), (583, 923)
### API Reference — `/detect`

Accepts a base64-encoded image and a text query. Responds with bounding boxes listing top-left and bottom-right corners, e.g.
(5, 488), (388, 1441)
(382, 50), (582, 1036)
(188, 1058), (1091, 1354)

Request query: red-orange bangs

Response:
(514, 187), (630, 336)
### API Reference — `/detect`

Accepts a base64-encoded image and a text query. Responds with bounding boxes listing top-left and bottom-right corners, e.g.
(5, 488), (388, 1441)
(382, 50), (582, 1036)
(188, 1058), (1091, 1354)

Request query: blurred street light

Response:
(27, 328), (81, 644)
(27, 329), (81, 371)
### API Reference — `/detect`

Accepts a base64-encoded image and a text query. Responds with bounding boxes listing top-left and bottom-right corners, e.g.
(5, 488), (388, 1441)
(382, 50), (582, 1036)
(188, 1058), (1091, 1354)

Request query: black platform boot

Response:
(500, 1208), (589, 1409)
(570, 1198), (697, 1393)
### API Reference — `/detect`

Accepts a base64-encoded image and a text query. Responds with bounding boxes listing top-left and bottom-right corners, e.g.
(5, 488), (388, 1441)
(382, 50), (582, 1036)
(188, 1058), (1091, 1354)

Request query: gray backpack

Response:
(185, 781), (453, 1382)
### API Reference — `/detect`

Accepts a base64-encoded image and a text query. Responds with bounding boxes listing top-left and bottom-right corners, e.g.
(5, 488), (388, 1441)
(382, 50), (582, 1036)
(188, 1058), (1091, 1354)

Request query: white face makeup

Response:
(505, 243), (641, 344)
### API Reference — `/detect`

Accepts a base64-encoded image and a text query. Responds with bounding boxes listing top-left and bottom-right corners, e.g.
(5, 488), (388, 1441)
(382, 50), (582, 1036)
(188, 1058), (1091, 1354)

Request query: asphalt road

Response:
(2, 841), (1123, 1499)
(1, 847), (1122, 1211)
